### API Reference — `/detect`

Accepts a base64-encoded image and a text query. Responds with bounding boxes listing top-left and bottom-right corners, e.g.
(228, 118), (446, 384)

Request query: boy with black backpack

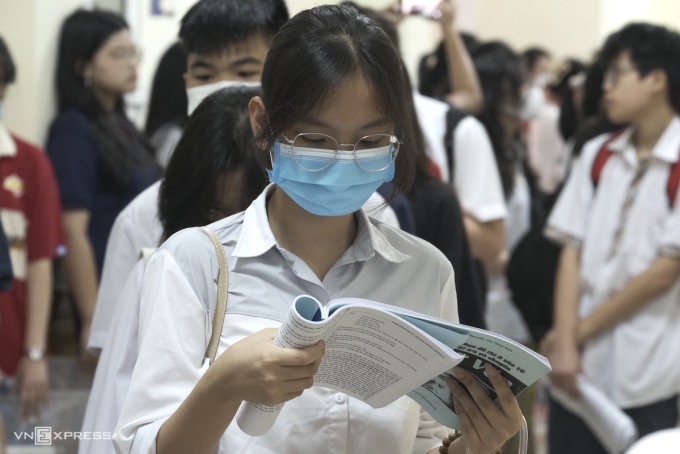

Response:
(543, 23), (680, 453)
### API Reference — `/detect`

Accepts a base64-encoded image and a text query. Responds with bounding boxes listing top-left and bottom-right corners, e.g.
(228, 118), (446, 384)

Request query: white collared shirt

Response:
(413, 91), (507, 222)
(0, 122), (17, 158)
(89, 182), (400, 354)
(114, 185), (458, 454)
(546, 117), (680, 407)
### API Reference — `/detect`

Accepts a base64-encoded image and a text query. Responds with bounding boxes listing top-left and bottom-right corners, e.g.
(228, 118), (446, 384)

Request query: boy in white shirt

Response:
(543, 22), (680, 453)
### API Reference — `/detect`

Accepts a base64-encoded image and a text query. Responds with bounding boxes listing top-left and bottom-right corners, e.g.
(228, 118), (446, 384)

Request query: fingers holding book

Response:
(445, 364), (523, 453)
(214, 328), (325, 406)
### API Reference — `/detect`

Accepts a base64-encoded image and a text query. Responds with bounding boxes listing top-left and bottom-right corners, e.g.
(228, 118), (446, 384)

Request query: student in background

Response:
(414, 0), (483, 114)
(145, 41), (187, 168)
(345, 1), (486, 328)
(472, 40), (535, 454)
(543, 23), (680, 453)
(46, 9), (160, 355)
(87, 0), (290, 354)
(0, 35), (65, 423)
(114, 5), (523, 453)
(89, 0), (400, 354)
(526, 59), (586, 200)
(384, 0), (508, 281)
(519, 47), (552, 122)
(80, 85), (266, 454)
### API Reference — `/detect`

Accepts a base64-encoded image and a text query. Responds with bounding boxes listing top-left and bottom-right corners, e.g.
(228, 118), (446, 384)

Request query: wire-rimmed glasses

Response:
(281, 132), (400, 172)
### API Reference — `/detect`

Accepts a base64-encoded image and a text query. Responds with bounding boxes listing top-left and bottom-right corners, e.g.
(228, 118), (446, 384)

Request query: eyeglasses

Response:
(603, 66), (637, 85)
(108, 46), (142, 63)
(281, 132), (400, 172)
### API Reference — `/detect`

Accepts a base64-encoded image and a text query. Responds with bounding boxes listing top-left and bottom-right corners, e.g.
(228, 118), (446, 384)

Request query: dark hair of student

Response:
(0, 35), (16, 85)
(581, 57), (606, 119)
(55, 9), (158, 188)
(565, 55), (621, 158)
(599, 22), (680, 113)
(417, 33), (479, 100)
(145, 41), (187, 138)
(521, 46), (550, 78)
(549, 58), (587, 141)
(179, 0), (289, 56)
(472, 41), (524, 198)
(255, 3), (417, 193)
(158, 86), (267, 241)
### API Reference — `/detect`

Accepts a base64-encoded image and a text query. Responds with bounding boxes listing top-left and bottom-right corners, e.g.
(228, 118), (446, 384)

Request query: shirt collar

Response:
(232, 184), (278, 258)
(608, 116), (680, 164)
(652, 116), (680, 163)
(0, 122), (17, 158)
(233, 184), (410, 264)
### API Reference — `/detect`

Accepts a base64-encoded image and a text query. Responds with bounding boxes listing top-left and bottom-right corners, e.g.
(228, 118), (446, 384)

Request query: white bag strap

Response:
(200, 227), (229, 365)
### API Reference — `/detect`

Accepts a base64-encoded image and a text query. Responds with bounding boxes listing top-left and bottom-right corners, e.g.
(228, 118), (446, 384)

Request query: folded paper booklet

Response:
(236, 295), (551, 435)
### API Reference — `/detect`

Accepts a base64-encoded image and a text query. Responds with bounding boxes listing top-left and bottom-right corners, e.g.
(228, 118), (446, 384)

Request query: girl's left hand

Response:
(445, 363), (523, 453)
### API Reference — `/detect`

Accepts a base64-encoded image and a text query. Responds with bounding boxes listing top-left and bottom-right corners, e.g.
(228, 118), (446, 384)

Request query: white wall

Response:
(0, 0), (87, 143)
(2, 0), (680, 145)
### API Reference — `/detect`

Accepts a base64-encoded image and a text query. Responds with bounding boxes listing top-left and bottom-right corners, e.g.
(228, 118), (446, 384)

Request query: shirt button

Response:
(334, 393), (345, 404)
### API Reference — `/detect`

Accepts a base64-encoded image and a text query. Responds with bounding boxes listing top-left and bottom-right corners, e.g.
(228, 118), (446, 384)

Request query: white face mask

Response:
(520, 84), (546, 121)
(186, 80), (261, 115)
(534, 72), (551, 88)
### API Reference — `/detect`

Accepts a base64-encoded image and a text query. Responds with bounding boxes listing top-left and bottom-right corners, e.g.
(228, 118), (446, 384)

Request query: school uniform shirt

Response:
(114, 184), (458, 454)
(81, 258), (148, 454)
(413, 91), (507, 223)
(88, 181), (162, 353)
(89, 182), (401, 354)
(0, 123), (65, 375)
(546, 117), (680, 408)
(46, 108), (160, 275)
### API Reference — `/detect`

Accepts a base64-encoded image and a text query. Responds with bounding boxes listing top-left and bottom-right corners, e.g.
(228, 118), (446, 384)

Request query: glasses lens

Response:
(355, 134), (399, 171)
(291, 133), (338, 171)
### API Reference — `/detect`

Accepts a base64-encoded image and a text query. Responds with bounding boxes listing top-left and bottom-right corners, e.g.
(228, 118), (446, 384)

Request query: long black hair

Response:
(550, 58), (587, 141)
(0, 35), (16, 85)
(472, 41), (524, 199)
(145, 41), (187, 139)
(255, 3), (417, 193)
(158, 86), (267, 241)
(55, 9), (158, 188)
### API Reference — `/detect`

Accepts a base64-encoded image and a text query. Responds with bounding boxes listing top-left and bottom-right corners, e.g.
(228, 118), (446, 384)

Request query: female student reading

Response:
(114, 5), (523, 453)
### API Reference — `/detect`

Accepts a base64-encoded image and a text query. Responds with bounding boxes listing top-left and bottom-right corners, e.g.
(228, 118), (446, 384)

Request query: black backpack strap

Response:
(444, 106), (469, 178)
(667, 158), (680, 209)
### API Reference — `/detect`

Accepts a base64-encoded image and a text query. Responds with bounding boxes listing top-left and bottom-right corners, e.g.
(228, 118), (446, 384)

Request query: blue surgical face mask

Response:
(267, 140), (395, 216)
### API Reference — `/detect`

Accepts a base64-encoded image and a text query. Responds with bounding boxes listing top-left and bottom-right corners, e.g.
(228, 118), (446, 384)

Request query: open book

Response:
(236, 295), (551, 435)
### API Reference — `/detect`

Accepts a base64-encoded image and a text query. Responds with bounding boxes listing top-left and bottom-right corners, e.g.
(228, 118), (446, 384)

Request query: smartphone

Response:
(400, 0), (442, 19)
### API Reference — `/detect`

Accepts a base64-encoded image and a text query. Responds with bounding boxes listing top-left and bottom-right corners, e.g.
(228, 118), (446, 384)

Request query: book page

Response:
(329, 298), (550, 393)
(236, 295), (463, 435)
(313, 307), (463, 406)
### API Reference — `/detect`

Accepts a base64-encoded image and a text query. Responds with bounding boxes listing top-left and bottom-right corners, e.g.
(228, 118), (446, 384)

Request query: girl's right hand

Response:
(212, 328), (325, 406)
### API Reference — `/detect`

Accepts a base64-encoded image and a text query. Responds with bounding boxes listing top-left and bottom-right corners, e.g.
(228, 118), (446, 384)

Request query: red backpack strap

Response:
(667, 158), (680, 209)
(591, 131), (625, 189)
